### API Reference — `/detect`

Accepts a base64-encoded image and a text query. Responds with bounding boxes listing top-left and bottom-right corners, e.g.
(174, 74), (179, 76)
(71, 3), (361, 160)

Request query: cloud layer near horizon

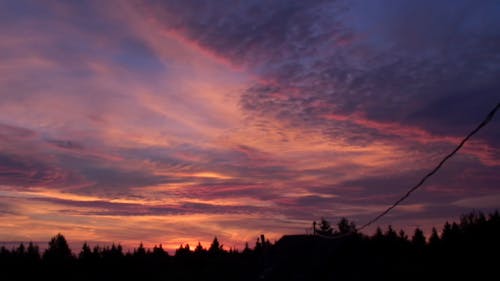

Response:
(0, 0), (499, 250)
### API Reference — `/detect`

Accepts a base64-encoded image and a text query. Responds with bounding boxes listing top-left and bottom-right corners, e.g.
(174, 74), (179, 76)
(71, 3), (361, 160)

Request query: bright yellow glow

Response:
(189, 172), (233, 180)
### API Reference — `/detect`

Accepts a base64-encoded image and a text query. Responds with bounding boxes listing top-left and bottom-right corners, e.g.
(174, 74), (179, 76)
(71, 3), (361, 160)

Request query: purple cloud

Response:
(0, 0), (498, 249)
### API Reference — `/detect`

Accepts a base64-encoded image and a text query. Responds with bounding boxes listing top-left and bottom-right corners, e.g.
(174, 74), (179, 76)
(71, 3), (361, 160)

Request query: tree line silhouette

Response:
(1, 210), (499, 280)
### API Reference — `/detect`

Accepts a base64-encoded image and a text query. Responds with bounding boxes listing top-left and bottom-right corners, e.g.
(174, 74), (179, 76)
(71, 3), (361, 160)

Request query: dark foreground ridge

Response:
(1, 210), (499, 281)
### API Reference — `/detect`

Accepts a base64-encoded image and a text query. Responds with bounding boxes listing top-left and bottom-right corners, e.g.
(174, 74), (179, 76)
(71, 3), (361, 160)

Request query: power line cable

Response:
(357, 102), (500, 231)
(315, 102), (499, 238)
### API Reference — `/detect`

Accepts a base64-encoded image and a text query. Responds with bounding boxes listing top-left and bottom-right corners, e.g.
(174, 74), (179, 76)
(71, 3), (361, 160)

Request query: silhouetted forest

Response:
(1, 210), (499, 280)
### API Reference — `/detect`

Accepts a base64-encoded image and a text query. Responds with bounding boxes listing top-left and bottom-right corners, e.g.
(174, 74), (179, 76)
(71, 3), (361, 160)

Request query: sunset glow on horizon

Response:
(0, 0), (499, 252)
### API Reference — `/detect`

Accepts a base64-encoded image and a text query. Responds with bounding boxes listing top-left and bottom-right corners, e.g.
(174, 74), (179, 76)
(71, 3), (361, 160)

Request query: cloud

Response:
(0, 153), (63, 188)
(452, 194), (500, 209)
(0, 0), (498, 250)
(45, 139), (85, 150)
(0, 123), (36, 140)
(137, 0), (500, 225)
(142, 0), (500, 148)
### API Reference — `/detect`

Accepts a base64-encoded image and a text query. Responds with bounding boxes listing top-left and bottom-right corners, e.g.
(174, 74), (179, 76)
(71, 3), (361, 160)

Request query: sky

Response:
(0, 0), (499, 252)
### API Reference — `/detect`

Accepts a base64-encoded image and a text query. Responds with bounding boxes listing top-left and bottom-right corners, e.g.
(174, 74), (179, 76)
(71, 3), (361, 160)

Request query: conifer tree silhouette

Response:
(43, 233), (73, 262)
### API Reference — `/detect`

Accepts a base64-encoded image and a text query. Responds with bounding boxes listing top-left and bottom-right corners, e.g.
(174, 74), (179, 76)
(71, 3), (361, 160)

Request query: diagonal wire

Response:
(315, 102), (499, 239)
(357, 102), (500, 231)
